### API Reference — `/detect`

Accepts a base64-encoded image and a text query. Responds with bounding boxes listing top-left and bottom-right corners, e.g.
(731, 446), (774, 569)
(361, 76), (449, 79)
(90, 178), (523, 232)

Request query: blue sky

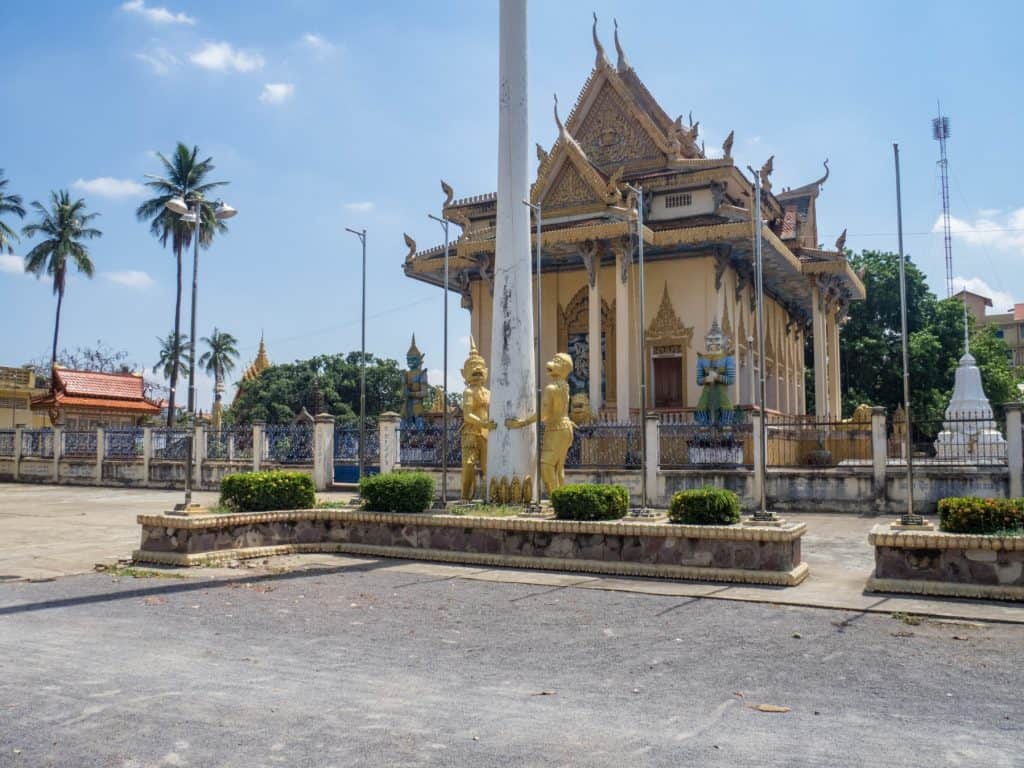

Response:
(2, 0), (1023, 410)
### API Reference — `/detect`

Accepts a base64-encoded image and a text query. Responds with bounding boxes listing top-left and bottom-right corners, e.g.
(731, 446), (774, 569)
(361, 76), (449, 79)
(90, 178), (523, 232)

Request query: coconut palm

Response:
(136, 143), (228, 425)
(154, 332), (193, 383)
(22, 191), (101, 370)
(198, 328), (239, 411)
(0, 170), (26, 254)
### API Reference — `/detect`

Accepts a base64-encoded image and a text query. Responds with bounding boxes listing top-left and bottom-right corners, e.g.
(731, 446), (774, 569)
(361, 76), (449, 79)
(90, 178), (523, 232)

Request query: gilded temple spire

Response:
(613, 19), (631, 72)
(592, 13), (610, 69)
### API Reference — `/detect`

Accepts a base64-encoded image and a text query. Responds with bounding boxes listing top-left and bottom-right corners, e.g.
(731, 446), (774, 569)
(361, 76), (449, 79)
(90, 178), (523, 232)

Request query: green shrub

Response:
(668, 486), (741, 525)
(550, 484), (629, 521)
(360, 471), (435, 513)
(220, 470), (316, 512)
(938, 496), (1024, 534)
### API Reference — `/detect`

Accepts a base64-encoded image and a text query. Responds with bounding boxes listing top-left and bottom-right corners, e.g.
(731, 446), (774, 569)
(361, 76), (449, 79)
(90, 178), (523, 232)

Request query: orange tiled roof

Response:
(30, 394), (161, 413)
(55, 368), (146, 399)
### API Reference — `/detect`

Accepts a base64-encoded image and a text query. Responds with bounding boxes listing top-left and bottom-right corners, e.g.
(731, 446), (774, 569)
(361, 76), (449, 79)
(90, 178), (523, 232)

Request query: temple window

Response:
(665, 192), (692, 209)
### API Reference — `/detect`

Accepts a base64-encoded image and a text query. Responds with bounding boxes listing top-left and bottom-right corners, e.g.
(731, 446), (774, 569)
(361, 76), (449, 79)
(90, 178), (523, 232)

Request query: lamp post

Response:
(164, 195), (237, 510)
(345, 227), (368, 484)
(522, 199), (542, 504)
(428, 213), (451, 507)
(625, 184), (649, 516)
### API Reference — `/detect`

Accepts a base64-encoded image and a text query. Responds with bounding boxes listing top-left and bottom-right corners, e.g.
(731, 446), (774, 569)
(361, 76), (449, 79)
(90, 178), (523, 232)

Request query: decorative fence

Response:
(61, 430), (98, 458)
(151, 429), (191, 461)
(563, 422), (641, 469)
(263, 424), (313, 464)
(398, 420), (462, 467)
(206, 426), (254, 461)
(105, 428), (144, 459)
(765, 415), (872, 468)
(21, 429), (54, 458)
(659, 411), (752, 468)
(888, 411), (1008, 467)
(0, 430), (16, 457)
(334, 425), (380, 464)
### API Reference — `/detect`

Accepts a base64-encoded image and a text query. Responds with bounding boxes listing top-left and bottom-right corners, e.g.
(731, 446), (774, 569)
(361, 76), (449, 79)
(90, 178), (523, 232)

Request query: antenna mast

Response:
(932, 106), (953, 298)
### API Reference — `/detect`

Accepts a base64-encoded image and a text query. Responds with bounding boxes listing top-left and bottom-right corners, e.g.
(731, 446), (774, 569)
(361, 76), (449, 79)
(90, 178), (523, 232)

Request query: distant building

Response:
(953, 289), (1024, 367)
(31, 367), (161, 428)
(0, 366), (49, 428)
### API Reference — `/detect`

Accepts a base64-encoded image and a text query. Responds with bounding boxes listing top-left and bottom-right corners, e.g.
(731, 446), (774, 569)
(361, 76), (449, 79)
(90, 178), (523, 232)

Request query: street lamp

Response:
(345, 227), (368, 484)
(428, 213), (452, 508)
(164, 195), (237, 511)
(522, 199), (542, 505)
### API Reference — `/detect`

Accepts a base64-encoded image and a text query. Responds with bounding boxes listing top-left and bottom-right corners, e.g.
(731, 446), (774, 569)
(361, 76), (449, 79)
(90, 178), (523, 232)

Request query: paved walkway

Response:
(1, 483), (1022, 623)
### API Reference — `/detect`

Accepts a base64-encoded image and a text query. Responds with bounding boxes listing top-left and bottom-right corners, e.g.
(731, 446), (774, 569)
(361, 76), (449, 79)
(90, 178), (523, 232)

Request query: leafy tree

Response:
(837, 250), (1017, 424)
(199, 328), (239, 413)
(0, 169), (26, 254)
(136, 143), (228, 425)
(229, 352), (404, 425)
(154, 332), (193, 384)
(22, 191), (101, 370)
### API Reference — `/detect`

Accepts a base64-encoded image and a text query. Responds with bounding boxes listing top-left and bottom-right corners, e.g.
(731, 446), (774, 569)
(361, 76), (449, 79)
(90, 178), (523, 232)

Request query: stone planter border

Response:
(866, 524), (1024, 602)
(134, 509), (808, 587)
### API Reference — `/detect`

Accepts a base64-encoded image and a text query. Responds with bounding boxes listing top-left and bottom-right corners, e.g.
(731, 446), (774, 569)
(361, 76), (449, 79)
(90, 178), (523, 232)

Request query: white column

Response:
(378, 412), (401, 475)
(615, 247), (631, 422)
(192, 424), (204, 488)
(142, 427), (152, 485)
(871, 406), (887, 509)
(828, 312), (842, 418)
(751, 410), (764, 505)
(313, 414), (336, 491)
(53, 426), (62, 483)
(487, 0), (537, 484)
(1006, 403), (1022, 498)
(588, 270), (603, 414)
(644, 414), (659, 506)
(252, 421), (264, 472)
(13, 427), (21, 481)
(811, 281), (828, 418)
(95, 427), (104, 485)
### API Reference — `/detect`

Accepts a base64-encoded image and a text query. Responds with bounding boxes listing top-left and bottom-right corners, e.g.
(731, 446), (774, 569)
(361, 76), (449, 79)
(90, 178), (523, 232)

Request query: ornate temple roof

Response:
(242, 335), (271, 383)
(31, 367), (161, 415)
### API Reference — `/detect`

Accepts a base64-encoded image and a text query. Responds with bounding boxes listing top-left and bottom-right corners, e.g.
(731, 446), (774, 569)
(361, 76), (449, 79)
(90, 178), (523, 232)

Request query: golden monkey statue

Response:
(460, 337), (496, 500)
(505, 352), (574, 495)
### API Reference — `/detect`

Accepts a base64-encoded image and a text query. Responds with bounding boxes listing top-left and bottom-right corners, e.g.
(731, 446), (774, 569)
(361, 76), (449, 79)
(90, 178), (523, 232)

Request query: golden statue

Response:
(569, 393), (594, 426)
(506, 352), (575, 496)
(460, 337), (496, 500)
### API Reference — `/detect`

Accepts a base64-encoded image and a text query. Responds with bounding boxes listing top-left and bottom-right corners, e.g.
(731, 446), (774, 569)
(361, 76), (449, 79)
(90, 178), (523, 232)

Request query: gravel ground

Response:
(1, 562), (1021, 768)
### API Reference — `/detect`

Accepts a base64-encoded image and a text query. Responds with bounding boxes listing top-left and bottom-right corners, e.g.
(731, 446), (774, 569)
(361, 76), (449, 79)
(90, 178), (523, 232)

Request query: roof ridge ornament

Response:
(815, 159), (830, 190)
(835, 228), (847, 252)
(722, 130), (735, 160)
(613, 18), (631, 72)
(592, 13), (610, 69)
(403, 232), (417, 262)
(759, 155), (774, 193)
(441, 179), (454, 207)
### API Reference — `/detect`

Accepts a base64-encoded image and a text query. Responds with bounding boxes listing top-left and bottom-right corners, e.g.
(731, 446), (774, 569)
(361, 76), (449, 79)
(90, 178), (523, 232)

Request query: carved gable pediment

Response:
(545, 160), (601, 210)
(647, 282), (693, 346)
(575, 80), (664, 170)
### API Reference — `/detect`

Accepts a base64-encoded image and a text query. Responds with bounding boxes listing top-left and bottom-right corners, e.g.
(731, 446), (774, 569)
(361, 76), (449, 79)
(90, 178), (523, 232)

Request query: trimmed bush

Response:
(360, 471), (435, 513)
(938, 496), (1024, 534)
(668, 486), (741, 525)
(220, 470), (316, 512)
(550, 483), (629, 521)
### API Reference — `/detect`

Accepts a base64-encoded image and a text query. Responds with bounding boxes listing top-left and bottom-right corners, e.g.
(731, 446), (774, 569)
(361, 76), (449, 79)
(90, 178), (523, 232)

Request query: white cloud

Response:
(105, 270), (155, 289)
(259, 83), (295, 105)
(302, 33), (335, 57)
(936, 207), (1024, 252)
(135, 46), (180, 75)
(72, 177), (145, 199)
(978, 207), (1002, 218)
(344, 201), (374, 214)
(0, 254), (23, 275)
(120, 0), (195, 25)
(952, 276), (1016, 315)
(189, 42), (264, 72)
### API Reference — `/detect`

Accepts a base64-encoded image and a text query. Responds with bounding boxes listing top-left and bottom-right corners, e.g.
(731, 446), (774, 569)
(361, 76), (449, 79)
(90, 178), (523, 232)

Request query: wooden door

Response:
(653, 356), (682, 408)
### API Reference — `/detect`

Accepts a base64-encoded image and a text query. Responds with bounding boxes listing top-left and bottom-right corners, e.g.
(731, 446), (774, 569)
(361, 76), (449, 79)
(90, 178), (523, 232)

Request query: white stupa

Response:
(934, 320), (1006, 461)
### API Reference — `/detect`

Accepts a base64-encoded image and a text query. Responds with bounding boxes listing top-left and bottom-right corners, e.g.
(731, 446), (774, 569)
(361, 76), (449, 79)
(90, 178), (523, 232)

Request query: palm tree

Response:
(0, 170), (26, 254)
(22, 191), (101, 370)
(136, 143), (228, 425)
(198, 328), (239, 412)
(154, 332), (193, 383)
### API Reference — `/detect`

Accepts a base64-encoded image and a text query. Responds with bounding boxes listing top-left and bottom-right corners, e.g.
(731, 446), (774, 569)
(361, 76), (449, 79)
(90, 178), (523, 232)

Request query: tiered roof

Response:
(31, 367), (160, 414)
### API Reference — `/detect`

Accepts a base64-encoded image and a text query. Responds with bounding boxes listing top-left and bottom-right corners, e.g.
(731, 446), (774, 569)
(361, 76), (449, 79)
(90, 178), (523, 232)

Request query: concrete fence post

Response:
(751, 411), (764, 508)
(644, 414), (659, 508)
(1005, 402), (1022, 498)
(95, 427), (104, 485)
(252, 421), (265, 472)
(378, 411), (401, 475)
(871, 406), (887, 511)
(313, 413), (336, 491)
(53, 426), (63, 483)
(193, 424), (205, 488)
(13, 427), (21, 481)
(142, 427), (152, 486)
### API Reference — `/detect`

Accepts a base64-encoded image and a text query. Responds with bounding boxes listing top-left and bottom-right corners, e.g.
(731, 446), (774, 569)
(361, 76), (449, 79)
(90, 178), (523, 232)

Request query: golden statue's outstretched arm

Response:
(505, 412), (536, 429)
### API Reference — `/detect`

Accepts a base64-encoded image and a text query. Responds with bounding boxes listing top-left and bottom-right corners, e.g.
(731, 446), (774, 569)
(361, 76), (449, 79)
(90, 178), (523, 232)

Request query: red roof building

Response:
(31, 367), (161, 428)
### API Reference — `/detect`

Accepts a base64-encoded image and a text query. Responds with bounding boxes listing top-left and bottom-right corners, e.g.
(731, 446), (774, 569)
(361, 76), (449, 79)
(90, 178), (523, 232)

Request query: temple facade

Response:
(403, 18), (863, 420)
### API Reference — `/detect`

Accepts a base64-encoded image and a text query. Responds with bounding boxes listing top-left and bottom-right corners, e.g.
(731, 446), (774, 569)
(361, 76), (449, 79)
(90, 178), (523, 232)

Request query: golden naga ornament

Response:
(460, 336), (496, 501)
(506, 353), (575, 496)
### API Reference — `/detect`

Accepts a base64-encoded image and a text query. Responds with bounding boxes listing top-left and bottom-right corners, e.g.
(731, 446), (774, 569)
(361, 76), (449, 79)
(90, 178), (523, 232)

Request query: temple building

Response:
(233, 334), (272, 405)
(402, 18), (864, 420)
(30, 367), (161, 428)
(0, 366), (49, 428)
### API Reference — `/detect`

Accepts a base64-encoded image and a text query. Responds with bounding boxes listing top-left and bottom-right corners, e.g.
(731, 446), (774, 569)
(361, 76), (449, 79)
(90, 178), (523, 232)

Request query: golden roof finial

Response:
(592, 12), (610, 69)
(613, 19), (631, 72)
